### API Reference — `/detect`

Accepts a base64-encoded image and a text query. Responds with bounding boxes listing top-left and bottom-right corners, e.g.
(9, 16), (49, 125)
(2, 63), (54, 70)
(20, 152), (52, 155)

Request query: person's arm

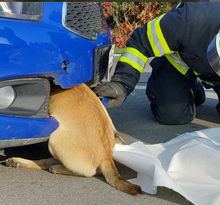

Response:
(94, 3), (186, 108)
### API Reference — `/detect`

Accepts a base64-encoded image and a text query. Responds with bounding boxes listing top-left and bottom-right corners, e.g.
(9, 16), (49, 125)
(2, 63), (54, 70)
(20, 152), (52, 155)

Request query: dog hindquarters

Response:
(49, 84), (141, 194)
(48, 129), (99, 178)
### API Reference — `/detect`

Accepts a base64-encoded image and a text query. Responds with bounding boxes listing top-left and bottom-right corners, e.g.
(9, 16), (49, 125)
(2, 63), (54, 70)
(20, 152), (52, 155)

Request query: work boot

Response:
(191, 80), (206, 106)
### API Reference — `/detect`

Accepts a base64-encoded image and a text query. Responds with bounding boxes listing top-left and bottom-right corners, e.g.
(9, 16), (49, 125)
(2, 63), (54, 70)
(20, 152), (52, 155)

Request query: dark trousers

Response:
(146, 57), (196, 125)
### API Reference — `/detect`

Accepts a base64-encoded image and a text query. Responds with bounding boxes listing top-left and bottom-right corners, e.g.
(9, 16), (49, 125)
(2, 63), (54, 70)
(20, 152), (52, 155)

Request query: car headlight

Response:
(0, 2), (43, 22)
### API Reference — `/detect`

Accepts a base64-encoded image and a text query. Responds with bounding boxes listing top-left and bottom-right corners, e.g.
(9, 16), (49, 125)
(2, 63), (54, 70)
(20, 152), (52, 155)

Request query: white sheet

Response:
(112, 127), (220, 205)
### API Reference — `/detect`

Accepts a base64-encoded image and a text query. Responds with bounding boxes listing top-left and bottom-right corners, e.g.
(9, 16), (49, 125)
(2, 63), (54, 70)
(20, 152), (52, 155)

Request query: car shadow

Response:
(0, 141), (52, 163)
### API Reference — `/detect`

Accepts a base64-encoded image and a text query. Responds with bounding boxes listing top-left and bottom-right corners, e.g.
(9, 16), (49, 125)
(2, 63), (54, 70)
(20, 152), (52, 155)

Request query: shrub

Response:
(102, 2), (176, 48)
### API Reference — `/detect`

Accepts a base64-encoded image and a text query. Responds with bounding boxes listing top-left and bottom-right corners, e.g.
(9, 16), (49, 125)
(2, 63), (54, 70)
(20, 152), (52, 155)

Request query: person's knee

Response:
(151, 103), (195, 125)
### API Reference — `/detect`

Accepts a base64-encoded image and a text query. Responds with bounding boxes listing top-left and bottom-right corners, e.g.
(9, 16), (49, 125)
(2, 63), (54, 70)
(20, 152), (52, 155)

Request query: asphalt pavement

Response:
(0, 56), (219, 205)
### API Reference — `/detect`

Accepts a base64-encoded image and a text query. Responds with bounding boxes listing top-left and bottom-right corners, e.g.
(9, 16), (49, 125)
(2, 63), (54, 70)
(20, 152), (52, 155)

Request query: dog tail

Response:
(99, 158), (141, 195)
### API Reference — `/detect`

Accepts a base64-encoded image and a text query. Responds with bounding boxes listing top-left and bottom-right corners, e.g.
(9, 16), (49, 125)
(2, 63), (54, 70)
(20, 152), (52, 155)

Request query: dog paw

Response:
(49, 164), (77, 176)
(5, 157), (28, 168)
(49, 166), (59, 174)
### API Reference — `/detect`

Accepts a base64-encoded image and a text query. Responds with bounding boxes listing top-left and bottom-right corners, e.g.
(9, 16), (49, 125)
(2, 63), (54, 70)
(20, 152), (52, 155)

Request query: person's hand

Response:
(93, 82), (129, 109)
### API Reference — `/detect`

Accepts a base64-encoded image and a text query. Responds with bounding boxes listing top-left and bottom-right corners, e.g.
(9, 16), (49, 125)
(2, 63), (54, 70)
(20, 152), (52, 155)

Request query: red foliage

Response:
(102, 2), (175, 48)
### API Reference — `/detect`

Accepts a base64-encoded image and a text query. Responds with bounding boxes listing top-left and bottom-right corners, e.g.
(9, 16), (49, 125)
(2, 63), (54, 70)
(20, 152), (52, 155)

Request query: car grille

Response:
(63, 2), (106, 40)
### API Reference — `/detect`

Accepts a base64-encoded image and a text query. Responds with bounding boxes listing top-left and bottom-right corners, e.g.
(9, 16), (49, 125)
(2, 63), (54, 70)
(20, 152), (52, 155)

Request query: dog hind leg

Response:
(5, 157), (60, 170)
(49, 164), (86, 176)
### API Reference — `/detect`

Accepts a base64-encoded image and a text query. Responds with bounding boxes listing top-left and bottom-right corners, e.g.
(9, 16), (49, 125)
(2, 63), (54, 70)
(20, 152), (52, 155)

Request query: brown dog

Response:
(5, 83), (141, 195)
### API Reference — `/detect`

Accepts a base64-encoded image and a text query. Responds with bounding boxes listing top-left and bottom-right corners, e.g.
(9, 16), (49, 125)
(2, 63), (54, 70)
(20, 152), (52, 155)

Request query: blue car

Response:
(0, 2), (113, 148)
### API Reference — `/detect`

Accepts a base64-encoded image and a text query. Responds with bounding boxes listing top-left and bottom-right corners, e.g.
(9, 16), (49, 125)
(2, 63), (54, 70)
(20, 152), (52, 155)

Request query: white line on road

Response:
(135, 85), (146, 89)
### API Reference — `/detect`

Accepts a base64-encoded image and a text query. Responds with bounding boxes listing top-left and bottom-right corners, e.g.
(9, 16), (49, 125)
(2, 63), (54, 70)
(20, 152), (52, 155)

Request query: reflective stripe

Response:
(176, 2), (181, 9)
(201, 80), (214, 86)
(122, 53), (146, 69)
(119, 56), (145, 73)
(147, 14), (174, 57)
(148, 16), (165, 56)
(190, 88), (194, 97)
(123, 47), (148, 63)
(165, 52), (190, 75)
(119, 47), (148, 73)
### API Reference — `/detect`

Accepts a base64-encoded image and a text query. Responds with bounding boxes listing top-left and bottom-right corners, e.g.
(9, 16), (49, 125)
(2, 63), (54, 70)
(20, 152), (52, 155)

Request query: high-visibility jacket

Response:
(111, 2), (220, 90)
